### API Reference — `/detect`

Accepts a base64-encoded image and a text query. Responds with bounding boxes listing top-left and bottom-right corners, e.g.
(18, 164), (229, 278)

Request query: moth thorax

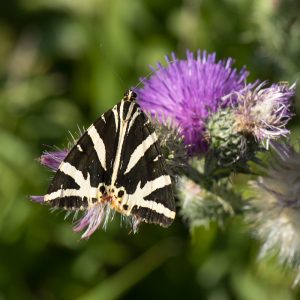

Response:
(123, 89), (137, 102)
(97, 184), (128, 213)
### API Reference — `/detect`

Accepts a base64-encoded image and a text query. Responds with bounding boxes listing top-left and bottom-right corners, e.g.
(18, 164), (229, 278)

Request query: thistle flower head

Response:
(30, 150), (68, 203)
(178, 176), (233, 229)
(206, 107), (257, 169)
(39, 150), (68, 171)
(248, 144), (300, 285)
(150, 116), (188, 179)
(73, 202), (140, 239)
(137, 50), (249, 155)
(233, 82), (295, 147)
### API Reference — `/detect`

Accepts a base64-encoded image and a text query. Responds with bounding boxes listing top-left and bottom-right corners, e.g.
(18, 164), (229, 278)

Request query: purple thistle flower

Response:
(72, 202), (140, 239)
(137, 50), (249, 155)
(233, 82), (295, 148)
(30, 195), (45, 203)
(247, 143), (300, 286)
(40, 149), (68, 171)
(30, 150), (68, 203)
(73, 203), (112, 239)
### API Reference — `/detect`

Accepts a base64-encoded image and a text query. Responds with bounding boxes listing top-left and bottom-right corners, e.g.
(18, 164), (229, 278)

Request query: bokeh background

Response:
(1, 0), (300, 299)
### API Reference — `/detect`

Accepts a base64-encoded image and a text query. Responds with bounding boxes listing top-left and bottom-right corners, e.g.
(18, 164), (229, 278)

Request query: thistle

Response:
(137, 50), (250, 155)
(205, 107), (257, 171)
(39, 149), (68, 171)
(247, 143), (300, 286)
(233, 82), (295, 148)
(30, 47), (297, 282)
(150, 116), (188, 180)
(205, 82), (295, 172)
(178, 159), (244, 230)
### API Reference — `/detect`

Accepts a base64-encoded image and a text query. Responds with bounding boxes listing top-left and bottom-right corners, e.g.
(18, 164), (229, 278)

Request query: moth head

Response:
(123, 89), (137, 102)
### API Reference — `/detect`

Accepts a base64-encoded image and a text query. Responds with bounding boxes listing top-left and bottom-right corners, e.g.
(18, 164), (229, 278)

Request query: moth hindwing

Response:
(44, 90), (176, 233)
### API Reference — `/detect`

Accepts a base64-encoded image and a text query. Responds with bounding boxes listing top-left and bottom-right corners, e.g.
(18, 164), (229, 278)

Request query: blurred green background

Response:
(1, 0), (300, 299)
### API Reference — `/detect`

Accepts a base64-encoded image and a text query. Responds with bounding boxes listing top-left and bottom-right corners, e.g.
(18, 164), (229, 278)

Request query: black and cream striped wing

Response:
(44, 105), (117, 210)
(117, 105), (175, 227)
(44, 98), (176, 227)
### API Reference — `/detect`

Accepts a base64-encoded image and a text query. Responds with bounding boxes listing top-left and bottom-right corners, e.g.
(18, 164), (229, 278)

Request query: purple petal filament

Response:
(137, 50), (249, 155)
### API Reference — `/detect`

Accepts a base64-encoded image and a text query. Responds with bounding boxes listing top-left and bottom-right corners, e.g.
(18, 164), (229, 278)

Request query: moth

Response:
(33, 90), (176, 237)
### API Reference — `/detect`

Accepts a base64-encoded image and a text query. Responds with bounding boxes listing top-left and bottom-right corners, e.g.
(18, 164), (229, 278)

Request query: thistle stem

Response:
(182, 164), (211, 190)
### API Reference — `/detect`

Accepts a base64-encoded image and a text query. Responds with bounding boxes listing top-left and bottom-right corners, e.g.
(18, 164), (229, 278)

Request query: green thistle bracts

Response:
(151, 117), (188, 179)
(206, 108), (258, 170)
(178, 176), (244, 230)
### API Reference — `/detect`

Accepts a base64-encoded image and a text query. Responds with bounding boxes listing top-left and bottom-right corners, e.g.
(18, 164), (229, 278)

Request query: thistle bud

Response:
(178, 170), (243, 230)
(151, 117), (188, 180)
(206, 107), (257, 167)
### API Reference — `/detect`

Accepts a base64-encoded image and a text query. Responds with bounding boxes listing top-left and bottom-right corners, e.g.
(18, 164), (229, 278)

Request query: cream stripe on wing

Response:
(45, 162), (98, 204)
(126, 175), (174, 219)
(60, 162), (87, 185)
(139, 175), (171, 198)
(60, 162), (95, 198)
(87, 125), (107, 171)
(112, 105), (119, 132)
(124, 132), (158, 174)
(130, 199), (175, 219)
(127, 108), (141, 133)
(44, 187), (98, 202)
(111, 101), (135, 185)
